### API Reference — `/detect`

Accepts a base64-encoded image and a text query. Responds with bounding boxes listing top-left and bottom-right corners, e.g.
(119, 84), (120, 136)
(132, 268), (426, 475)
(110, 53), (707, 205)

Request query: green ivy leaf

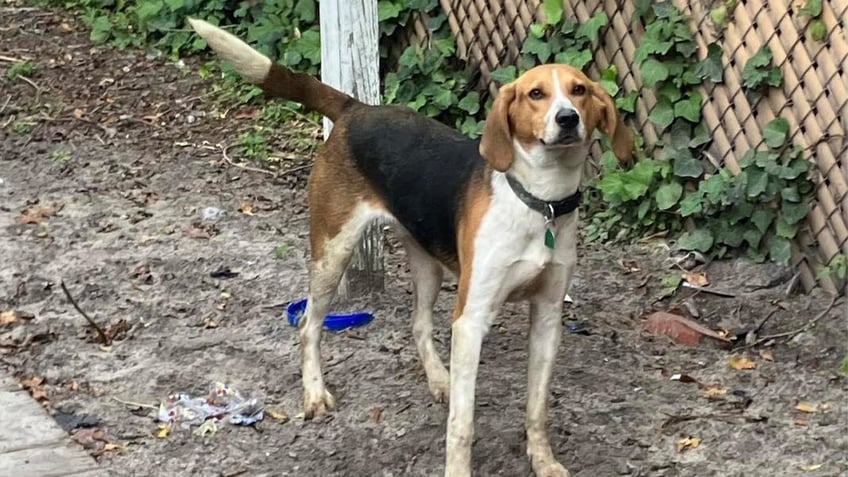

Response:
(294, 0), (317, 22)
(781, 186), (801, 202)
(689, 123), (711, 147)
(490, 66), (517, 84)
(679, 192), (703, 217)
(699, 174), (727, 202)
(751, 209), (775, 233)
(675, 40), (698, 57)
(523, 34), (552, 62)
(743, 228), (763, 248)
(134, 0), (163, 22)
(775, 216), (798, 238)
(763, 117), (789, 148)
(696, 42), (724, 83)
(678, 229), (714, 252)
(542, 0), (563, 25)
(799, 0), (822, 17)
(767, 236), (792, 263)
(616, 91), (639, 113)
(656, 182), (683, 210)
(780, 156), (810, 179)
(672, 151), (704, 178)
(377, 1), (403, 21)
(432, 87), (456, 109)
(742, 47), (776, 89)
(457, 91), (480, 114)
(658, 83), (682, 103)
(674, 91), (702, 122)
(641, 58), (669, 87)
(599, 66), (619, 96)
(554, 49), (592, 69)
(398, 46), (419, 68)
(634, 36), (674, 64)
(782, 201), (809, 224)
(89, 15), (113, 43)
(746, 167), (769, 196)
(809, 19), (827, 42)
(649, 98), (674, 130)
(576, 12), (608, 43)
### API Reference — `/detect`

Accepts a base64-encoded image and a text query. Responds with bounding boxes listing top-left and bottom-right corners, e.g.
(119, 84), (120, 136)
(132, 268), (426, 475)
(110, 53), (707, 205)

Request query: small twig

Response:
(0, 55), (27, 63)
(16, 75), (40, 91)
(0, 95), (11, 114)
(282, 162), (313, 176)
(682, 282), (737, 297)
(221, 144), (313, 177)
(221, 143), (276, 176)
(59, 280), (111, 346)
(326, 352), (356, 369)
(110, 396), (159, 410)
(747, 295), (840, 348)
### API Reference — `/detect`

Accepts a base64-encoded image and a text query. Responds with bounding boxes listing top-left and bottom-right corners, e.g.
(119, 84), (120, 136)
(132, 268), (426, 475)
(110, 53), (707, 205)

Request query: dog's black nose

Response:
(555, 109), (580, 129)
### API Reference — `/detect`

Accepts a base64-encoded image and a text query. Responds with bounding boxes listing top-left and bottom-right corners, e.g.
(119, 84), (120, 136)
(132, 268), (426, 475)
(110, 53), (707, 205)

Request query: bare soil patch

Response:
(1, 7), (845, 477)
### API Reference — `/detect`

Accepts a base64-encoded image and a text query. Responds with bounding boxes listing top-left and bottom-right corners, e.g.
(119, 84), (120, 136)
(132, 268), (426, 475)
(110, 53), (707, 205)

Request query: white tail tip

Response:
(187, 18), (272, 85)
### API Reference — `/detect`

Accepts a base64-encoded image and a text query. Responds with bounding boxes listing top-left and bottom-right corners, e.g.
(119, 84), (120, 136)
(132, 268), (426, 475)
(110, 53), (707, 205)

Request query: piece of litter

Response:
(157, 382), (264, 431)
(201, 207), (225, 221)
(563, 294), (574, 304)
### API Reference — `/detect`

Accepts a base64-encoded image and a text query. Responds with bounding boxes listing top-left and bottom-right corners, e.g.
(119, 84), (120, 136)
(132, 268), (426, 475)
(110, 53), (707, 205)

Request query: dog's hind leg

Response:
(301, 185), (385, 418)
(402, 238), (450, 403)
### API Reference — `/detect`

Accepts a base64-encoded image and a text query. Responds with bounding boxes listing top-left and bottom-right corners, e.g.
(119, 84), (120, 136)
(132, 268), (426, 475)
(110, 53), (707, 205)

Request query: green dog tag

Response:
(544, 227), (556, 249)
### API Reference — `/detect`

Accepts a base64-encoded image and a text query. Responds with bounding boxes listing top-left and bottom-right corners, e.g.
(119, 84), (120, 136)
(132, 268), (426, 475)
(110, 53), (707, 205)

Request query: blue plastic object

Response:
(286, 298), (374, 331)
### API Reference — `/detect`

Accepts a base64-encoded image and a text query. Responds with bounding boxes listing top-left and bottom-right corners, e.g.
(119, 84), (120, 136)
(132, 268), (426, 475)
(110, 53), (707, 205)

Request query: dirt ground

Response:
(1, 7), (846, 477)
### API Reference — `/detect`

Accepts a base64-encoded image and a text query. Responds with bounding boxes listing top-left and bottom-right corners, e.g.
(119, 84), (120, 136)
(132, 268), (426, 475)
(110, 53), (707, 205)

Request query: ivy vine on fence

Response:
(45, 0), (815, 265)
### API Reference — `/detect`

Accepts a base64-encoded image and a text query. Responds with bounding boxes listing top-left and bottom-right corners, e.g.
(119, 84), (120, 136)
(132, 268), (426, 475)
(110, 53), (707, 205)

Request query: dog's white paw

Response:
(529, 448), (570, 477)
(303, 387), (335, 419)
(427, 368), (450, 403)
(532, 461), (570, 477)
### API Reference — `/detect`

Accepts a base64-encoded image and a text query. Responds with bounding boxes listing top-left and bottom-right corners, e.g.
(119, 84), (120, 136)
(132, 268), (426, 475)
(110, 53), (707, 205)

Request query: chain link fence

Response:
(410, 0), (847, 294)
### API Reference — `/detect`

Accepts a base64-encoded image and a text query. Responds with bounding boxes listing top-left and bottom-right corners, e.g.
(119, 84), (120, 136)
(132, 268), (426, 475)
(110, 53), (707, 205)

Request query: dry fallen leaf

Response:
(729, 355), (757, 370)
(233, 107), (260, 119)
(682, 271), (710, 287)
(184, 221), (218, 239)
(793, 416), (809, 426)
(266, 408), (288, 422)
(795, 402), (818, 413)
(799, 464), (823, 471)
(620, 259), (640, 273)
(1, 310), (34, 326)
(101, 442), (125, 453)
(239, 202), (255, 216)
(16, 204), (62, 225)
(155, 424), (171, 438)
(72, 108), (86, 119)
(372, 406), (383, 424)
(60, 22), (73, 32)
(21, 376), (48, 401)
(758, 349), (775, 362)
(703, 384), (728, 397)
(644, 311), (730, 347)
(676, 436), (701, 453)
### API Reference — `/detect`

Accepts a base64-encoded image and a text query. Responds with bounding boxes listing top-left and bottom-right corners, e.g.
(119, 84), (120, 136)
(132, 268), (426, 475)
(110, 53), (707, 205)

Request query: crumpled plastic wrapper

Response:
(157, 382), (264, 430)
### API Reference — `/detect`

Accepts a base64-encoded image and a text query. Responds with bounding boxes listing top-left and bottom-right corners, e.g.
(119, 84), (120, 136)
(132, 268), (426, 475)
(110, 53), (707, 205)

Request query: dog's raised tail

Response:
(188, 18), (357, 122)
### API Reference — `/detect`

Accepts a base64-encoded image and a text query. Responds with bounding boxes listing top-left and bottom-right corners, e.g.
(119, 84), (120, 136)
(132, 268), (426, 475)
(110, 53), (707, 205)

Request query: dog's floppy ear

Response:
(593, 85), (634, 162)
(479, 83), (517, 172)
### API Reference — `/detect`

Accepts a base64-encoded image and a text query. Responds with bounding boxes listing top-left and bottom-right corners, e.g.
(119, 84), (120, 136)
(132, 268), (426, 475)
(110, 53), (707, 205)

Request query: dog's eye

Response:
(528, 88), (544, 100)
(572, 84), (586, 95)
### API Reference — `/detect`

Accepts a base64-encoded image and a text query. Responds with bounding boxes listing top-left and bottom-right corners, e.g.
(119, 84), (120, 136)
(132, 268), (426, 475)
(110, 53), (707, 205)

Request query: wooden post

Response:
(320, 0), (385, 296)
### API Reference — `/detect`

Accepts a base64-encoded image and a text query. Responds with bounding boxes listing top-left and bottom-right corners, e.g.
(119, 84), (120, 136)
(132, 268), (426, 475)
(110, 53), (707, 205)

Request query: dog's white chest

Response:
(468, 176), (576, 306)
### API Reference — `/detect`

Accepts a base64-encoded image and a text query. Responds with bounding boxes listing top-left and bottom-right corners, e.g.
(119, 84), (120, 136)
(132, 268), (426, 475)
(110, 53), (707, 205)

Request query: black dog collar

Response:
(505, 174), (582, 219)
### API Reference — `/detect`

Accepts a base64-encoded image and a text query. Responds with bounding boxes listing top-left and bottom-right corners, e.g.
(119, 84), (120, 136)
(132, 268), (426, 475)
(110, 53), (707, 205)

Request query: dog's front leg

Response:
(525, 295), (570, 477)
(444, 311), (490, 477)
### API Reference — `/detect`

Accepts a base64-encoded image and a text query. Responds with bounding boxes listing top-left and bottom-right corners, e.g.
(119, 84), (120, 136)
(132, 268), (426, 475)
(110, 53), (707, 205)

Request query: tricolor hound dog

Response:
(189, 18), (634, 477)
